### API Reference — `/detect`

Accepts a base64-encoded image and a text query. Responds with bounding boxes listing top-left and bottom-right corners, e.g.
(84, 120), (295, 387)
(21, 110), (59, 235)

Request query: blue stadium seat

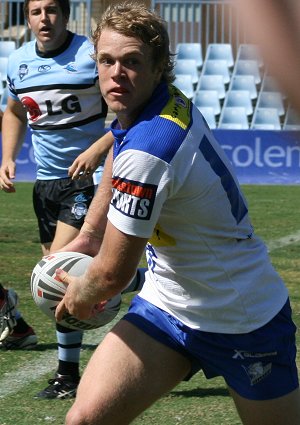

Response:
(174, 58), (199, 85)
(228, 75), (257, 100)
(201, 59), (231, 85)
(196, 106), (217, 129)
(0, 57), (8, 81)
(232, 59), (262, 85)
(260, 74), (281, 93)
(283, 106), (300, 130)
(218, 106), (249, 129)
(250, 107), (281, 130)
(0, 86), (8, 111)
(0, 40), (16, 58)
(176, 42), (203, 70)
(0, 76), (4, 97)
(236, 44), (263, 67)
(223, 90), (253, 116)
(196, 74), (226, 100)
(174, 74), (195, 99)
(204, 43), (234, 68)
(193, 90), (221, 115)
(256, 92), (285, 116)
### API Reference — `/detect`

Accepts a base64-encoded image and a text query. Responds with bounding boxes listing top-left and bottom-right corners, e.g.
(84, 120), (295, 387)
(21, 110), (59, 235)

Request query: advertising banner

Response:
(1, 129), (300, 184)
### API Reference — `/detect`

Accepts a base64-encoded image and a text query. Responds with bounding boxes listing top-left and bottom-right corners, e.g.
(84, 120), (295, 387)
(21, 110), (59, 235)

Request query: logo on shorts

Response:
(75, 193), (89, 203)
(111, 176), (157, 220)
(71, 202), (88, 219)
(242, 362), (272, 386)
(232, 350), (277, 360)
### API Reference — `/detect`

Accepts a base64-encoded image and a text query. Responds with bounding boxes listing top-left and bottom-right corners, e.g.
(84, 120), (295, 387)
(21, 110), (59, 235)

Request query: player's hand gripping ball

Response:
(31, 252), (121, 330)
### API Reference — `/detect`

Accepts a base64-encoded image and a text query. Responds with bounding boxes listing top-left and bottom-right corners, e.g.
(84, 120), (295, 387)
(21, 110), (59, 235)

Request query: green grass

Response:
(0, 183), (300, 425)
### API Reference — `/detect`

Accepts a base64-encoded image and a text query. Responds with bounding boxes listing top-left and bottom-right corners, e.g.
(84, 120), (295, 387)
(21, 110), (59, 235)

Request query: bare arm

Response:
(0, 97), (27, 192)
(68, 130), (115, 180)
(59, 147), (115, 256)
(55, 222), (147, 320)
(236, 0), (300, 114)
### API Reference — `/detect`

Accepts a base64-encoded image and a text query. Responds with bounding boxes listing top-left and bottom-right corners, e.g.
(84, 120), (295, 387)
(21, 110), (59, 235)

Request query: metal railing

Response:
(151, 0), (247, 55)
(1, 0), (248, 55)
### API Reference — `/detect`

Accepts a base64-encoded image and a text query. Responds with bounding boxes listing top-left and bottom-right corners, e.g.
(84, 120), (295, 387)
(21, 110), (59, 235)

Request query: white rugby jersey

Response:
(7, 32), (107, 179)
(108, 83), (288, 333)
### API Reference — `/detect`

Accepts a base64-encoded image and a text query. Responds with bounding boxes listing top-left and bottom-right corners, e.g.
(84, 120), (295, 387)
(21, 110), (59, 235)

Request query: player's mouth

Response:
(40, 26), (52, 35)
(108, 85), (130, 95)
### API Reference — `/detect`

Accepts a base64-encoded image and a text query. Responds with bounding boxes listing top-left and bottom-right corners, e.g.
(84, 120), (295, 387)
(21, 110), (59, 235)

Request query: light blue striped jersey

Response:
(7, 32), (107, 179)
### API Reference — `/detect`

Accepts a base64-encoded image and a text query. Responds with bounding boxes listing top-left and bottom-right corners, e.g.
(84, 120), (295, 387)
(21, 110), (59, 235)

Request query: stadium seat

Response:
(236, 44), (263, 67)
(250, 107), (281, 130)
(283, 106), (300, 130)
(260, 74), (281, 93)
(201, 59), (231, 85)
(176, 42), (203, 70)
(0, 40), (16, 58)
(218, 106), (249, 129)
(204, 43), (234, 68)
(223, 90), (253, 116)
(228, 75), (257, 100)
(174, 58), (199, 85)
(0, 76), (4, 97)
(0, 57), (8, 81)
(196, 106), (217, 129)
(174, 74), (195, 99)
(232, 59), (262, 85)
(0, 86), (8, 111)
(193, 90), (221, 115)
(256, 92), (285, 116)
(196, 74), (226, 100)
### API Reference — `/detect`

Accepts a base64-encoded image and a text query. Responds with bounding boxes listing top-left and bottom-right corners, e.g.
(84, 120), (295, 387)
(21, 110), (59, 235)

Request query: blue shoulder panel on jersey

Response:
(112, 84), (193, 164)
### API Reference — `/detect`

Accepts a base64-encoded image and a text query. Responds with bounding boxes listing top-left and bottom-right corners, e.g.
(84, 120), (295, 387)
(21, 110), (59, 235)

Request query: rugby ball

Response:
(30, 251), (121, 330)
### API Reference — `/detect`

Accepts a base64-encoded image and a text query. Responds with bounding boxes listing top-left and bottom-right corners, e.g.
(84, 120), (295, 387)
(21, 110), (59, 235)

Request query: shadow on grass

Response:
(33, 343), (57, 351)
(32, 342), (98, 351)
(170, 387), (230, 398)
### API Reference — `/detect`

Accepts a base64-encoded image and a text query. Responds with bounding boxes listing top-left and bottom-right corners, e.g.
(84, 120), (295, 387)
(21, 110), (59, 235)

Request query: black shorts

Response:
(33, 177), (95, 244)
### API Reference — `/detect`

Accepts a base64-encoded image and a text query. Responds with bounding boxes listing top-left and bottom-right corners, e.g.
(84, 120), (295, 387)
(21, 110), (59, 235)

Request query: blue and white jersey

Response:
(7, 32), (107, 179)
(108, 82), (288, 333)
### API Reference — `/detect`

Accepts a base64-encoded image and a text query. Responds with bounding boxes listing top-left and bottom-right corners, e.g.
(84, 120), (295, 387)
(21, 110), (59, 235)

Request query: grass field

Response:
(0, 183), (300, 425)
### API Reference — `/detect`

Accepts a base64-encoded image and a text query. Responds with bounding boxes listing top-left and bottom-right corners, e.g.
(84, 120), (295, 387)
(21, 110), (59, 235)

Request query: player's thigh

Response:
(50, 220), (80, 252)
(68, 320), (192, 425)
(228, 386), (300, 425)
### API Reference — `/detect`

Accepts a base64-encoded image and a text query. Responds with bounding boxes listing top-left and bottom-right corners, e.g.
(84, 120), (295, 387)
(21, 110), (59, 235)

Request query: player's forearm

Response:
(82, 147), (113, 240)
(92, 130), (114, 155)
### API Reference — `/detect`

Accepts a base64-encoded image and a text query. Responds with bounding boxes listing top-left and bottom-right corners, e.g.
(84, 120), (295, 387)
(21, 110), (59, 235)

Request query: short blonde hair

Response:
(92, 1), (175, 84)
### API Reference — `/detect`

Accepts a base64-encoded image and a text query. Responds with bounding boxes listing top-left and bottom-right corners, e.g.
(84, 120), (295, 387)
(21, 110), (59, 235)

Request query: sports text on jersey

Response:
(111, 176), (157, 220)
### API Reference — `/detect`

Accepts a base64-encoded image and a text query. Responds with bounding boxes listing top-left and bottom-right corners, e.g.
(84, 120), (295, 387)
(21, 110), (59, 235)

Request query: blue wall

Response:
(1, 129), (300, 184)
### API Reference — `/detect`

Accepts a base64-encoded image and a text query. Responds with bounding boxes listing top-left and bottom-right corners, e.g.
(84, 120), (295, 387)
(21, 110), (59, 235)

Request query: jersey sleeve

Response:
(107, 148), (172, 238)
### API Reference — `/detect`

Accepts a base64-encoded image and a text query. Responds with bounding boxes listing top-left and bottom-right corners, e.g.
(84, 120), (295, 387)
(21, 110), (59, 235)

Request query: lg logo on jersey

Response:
(46, 95), (81, 115)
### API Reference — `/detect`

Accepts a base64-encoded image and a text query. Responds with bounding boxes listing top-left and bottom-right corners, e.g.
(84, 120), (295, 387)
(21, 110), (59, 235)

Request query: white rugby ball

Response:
(30, 251), (121, 330)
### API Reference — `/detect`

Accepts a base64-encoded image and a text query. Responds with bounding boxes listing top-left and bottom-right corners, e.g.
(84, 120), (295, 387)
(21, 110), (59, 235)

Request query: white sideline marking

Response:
(0, 320), (118, 399)
(1, 231), (300, 399)
(266, 230), (300, 251)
